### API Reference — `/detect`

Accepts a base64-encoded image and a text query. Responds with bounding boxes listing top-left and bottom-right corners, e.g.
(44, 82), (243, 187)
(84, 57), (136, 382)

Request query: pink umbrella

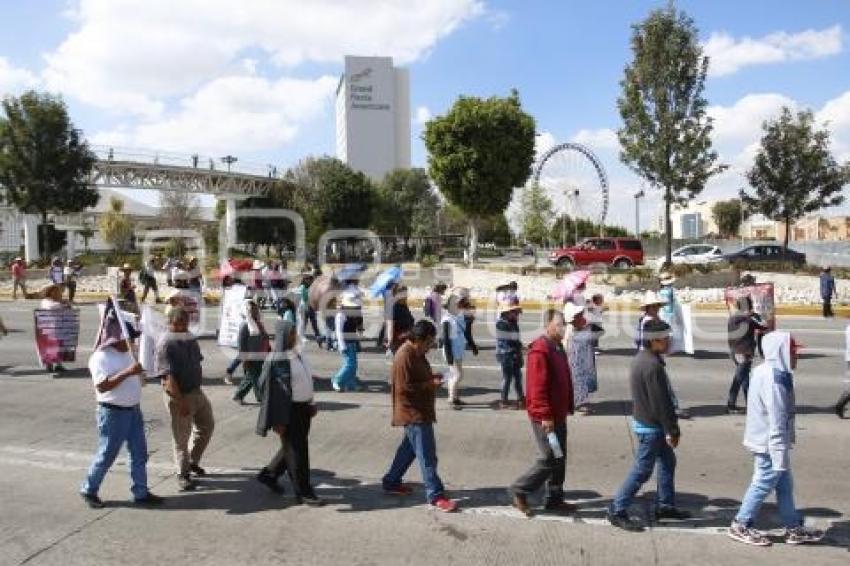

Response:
(550, 270), (590, 301)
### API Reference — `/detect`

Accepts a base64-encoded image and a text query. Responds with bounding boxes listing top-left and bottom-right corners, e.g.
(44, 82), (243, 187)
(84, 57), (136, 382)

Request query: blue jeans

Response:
(728, 356), (752, 407)
(735, 453), (801, 528)
(382, 423), (445, 503)
(611, 432), (676, 514)
(81, 405), (149, 500)
(226, 357), (241, 375)
(498, 355), (523, 402)
(332, 343), (359, 390)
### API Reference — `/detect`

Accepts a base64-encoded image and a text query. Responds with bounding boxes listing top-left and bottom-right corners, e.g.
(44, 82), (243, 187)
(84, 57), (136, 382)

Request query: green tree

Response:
(373, 168), (439, 241)
(424, 89), (535, 266)
(98, 197), (135, 253)
(518, 183), (553, 245)
(617, 5), (725, 265)
(228, 180), (296, 255)
(158, 190), (203, 257)
(0, 91), (98, 225)
(742, 107), (849, 250)
(79, 222), (95, 253)
(287, 157), (376, 245)
(711, 199), (746, 238)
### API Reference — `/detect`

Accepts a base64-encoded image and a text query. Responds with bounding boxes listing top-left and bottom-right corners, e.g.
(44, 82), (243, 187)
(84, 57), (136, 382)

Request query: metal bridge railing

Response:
(89, 145), (283, 179)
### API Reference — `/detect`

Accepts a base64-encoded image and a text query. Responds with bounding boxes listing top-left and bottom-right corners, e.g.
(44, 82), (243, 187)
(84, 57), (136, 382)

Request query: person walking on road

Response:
(232, 299), (270, 405)
(381, 320), (458, 513)
(155, 307), (215, 491)
(727, 331), (825, 547)
(608, 319), (690, 532)
(441, 295), (471, 409)
(510, 309), (575, 517)
(80, 313), (163, 508)
(564, 303), (597, 416)
(386, 285), (415, 356)
(820, 266), (836, 318)
(495, 296), (524, 410)
(10, 257), (27, 299)
(331, 290), (364, 392)
(727, 296), (769, 414)
(63, 259), (81, 303)
(139, 258), (161, 304)
(255, 319), (324, 506)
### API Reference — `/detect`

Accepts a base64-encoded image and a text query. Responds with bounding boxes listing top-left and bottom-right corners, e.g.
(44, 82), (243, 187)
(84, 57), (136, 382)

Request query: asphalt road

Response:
(0, 299), (848, 565)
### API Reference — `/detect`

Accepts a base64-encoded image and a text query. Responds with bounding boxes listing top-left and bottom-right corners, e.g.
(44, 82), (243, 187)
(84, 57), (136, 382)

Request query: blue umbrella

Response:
(369, 265), (403, 298)
(334, 263), (366, 283)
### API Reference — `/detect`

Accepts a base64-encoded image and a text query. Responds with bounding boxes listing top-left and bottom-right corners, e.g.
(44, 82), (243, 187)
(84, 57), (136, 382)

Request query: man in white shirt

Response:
(79, 328), (164, 508)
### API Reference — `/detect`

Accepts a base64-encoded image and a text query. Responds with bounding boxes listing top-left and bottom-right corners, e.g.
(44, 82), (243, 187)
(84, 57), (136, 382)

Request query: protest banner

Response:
(724, 283), (776, 330)
(34, 308), (80, 366)
(218, 285), (248, 348)
(139, 305), (168, 374)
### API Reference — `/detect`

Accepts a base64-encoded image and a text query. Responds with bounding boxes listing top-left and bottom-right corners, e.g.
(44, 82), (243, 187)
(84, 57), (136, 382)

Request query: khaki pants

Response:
(12, 278), (26, 299)
(163, 389), (215, 477)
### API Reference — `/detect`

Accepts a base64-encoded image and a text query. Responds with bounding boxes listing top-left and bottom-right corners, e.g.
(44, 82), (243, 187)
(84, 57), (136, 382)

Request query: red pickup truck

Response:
(548, 237), (644, 269)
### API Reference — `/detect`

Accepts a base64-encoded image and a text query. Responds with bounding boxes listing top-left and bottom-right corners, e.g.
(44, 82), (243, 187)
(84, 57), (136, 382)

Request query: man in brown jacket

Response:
(381, 320), (458, 513)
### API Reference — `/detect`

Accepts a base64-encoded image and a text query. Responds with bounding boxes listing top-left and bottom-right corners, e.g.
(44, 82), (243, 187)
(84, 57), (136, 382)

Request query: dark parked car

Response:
(722, 244), (806, 266)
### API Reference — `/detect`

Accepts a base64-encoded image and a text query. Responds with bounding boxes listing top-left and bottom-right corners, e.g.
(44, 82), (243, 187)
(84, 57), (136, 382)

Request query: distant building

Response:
(335, 55), (410, 180)
(654, 200), (722, 239)
(741, 214), (778, 239)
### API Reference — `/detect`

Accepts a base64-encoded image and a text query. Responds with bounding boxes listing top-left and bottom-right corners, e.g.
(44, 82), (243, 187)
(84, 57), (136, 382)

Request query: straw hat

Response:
(639, 290), (668, 308)
(563, 302), (585, 322)
(120, 263), (133, 271)
(339, 290), (362, 308)
(659, 271), (676, 286)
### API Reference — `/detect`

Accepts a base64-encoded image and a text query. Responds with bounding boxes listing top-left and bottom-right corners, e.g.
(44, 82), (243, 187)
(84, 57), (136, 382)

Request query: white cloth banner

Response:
(140, 305), (167, 373)
(218, 285), (247, 348)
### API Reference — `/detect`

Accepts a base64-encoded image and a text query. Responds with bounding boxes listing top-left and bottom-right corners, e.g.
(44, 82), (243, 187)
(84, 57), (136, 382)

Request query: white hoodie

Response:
(743, 331), (796, 471)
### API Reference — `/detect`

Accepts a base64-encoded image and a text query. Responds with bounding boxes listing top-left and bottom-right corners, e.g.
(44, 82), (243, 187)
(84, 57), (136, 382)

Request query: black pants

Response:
(511, 419), (567, 505)
(66, 281), (76, 302)
(728, 355), (752, 408)
(141, 280), (159, 302)
(266, 403), (314, 497)
(823, 297), (834, 318)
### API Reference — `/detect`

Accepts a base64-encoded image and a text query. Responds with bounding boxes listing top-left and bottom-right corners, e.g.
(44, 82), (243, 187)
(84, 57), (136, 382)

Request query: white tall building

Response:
(335, 56), (410, 180)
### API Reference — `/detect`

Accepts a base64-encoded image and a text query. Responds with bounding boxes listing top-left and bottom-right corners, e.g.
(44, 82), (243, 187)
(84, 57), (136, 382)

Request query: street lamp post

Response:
(221, 155), (238, 172)
(570, 189), (580, 245)
(634, 189), (645, 238)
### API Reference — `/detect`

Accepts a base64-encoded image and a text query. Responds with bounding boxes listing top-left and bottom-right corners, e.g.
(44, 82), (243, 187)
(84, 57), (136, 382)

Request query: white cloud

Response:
(571, 128), (619, 151)
(42, 0), (485, 115)
(0, 57), (40, 96)
(704, 25), (843, 77)
(91, 74), (338, 154)
(415, 106), (432, 126)
(818, 91), (850, 160)
(535, 130), (557, 157)
(708, 93), (797, 143)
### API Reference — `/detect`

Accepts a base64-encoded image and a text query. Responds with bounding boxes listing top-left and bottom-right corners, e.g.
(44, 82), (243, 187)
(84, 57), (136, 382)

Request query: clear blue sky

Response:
(1, 0), (849, 227)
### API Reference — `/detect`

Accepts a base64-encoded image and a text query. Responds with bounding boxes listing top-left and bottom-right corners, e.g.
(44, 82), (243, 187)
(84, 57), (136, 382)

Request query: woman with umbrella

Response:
(369, 265), (403, 350)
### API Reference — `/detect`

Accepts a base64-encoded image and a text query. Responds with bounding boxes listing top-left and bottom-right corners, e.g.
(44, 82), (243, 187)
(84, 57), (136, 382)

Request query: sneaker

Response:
(223, 373), (234, 385)
(726, 405), (745, 415)
(383, 484), (414, 496)
(784, 526), (825, 545)
(510, 491), (532, 517)
(256, 470), (285, 494)
(133, 493), (165, 506)
(498, 401), (511, 410)
(177, 475), (197, 492)
(80, 492), (104, 509)
(675, 408), (691, 420)
(727, 521), (771, 547)
(654, 506), (691, 521)
(836, 403), (848, 419)
(430, 496), (458, 513)
(299, 493), (326, 507)
(233, 396), (245, 405)
(607, 511), (644, 532)
(331, 382), (341, 392)
(189, 464), (206, 477)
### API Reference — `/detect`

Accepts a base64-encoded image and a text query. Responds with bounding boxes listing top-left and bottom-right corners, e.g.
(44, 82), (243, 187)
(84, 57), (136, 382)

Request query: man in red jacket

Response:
(510, 308), (574, 516)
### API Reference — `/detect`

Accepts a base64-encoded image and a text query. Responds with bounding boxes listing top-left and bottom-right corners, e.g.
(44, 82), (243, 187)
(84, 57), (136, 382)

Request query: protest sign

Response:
(724, 283), (776, 330)
(218, 285), (247, 348)
(139, 305), (168, 373)
(34, 308), (80, 365)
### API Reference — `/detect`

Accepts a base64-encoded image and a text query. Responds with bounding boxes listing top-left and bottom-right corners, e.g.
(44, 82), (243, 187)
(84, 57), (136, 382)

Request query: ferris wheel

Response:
(532, 142), (610, 228)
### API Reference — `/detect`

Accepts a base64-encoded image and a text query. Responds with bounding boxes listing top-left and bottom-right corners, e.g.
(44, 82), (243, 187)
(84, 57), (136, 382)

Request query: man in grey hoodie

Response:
(728, 331), (825, 547)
